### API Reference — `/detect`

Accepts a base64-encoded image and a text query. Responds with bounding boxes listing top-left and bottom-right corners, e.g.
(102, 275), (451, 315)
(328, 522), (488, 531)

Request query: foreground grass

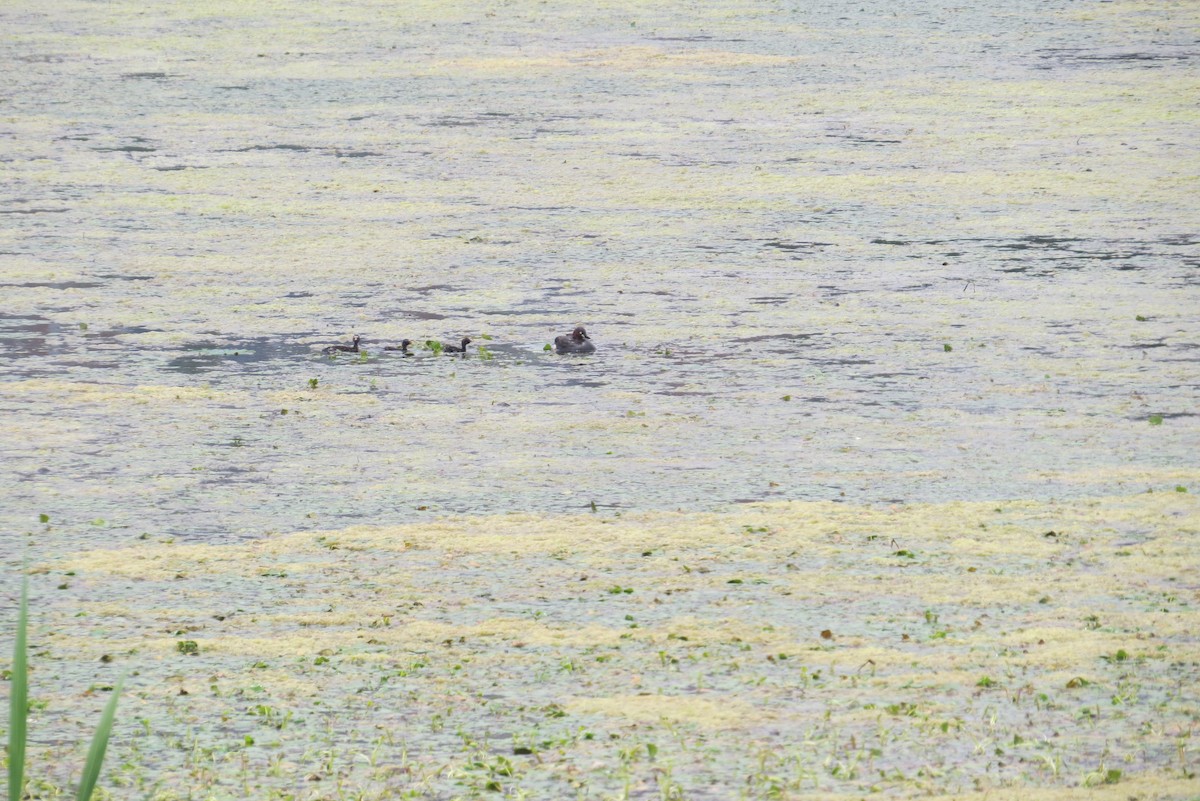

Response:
(5, 492), (1198, 799)
(5, 575), (123, 801)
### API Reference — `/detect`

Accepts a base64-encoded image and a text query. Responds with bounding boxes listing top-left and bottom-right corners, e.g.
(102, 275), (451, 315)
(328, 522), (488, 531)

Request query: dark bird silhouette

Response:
(323, 335), (361, 354)
(554, 326), (595, 355)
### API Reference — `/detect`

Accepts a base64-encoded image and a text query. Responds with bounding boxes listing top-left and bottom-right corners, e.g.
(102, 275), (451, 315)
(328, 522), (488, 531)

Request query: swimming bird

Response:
(554, 326), (595, 355)
(441, 337), (472, 354)
(384, 339), (413, 355)
(323, 335), (361, 354)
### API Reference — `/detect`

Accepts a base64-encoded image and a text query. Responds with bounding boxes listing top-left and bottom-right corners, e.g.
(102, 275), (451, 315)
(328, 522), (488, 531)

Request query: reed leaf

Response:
(75, 675), (124, 801)
(7, 576), (28, 801)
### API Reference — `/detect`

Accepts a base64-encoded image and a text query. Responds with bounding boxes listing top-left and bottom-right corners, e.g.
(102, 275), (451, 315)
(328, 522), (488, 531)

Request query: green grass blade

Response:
(75, 675), (124, 801)
(7, 575), (28, 801)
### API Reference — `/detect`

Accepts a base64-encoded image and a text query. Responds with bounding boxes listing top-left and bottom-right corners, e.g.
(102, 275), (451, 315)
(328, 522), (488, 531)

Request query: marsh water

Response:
(2, 0), (1196, 543)
(0, 0), (1195, 544)
(1, 1), (1199, 798)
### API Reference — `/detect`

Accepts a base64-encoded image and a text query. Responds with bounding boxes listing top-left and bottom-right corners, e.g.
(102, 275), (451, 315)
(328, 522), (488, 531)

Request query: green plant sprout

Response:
(7, 575), (124, 801)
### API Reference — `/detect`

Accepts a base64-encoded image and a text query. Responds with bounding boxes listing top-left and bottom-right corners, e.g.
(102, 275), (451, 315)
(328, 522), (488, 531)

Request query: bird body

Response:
(441, 337), (472, 354)
(323, 335), (361, 354)
(384, 339), (413, 355)
(554, 326), (595, 354)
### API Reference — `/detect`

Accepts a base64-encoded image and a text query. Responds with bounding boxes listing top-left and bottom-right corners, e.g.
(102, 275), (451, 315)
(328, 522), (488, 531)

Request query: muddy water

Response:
(1, 0), (1198, 798)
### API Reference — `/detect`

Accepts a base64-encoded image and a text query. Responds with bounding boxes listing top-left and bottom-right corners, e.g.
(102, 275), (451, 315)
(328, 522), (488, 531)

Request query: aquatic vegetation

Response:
(6, 576), (123, 801)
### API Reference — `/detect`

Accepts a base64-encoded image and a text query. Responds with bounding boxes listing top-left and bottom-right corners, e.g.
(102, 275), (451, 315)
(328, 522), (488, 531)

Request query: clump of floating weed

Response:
(7, 574), (124, 801)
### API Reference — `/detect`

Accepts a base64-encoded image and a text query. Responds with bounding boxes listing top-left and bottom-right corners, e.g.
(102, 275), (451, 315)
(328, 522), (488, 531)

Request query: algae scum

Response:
(2, 0), (1198, 798)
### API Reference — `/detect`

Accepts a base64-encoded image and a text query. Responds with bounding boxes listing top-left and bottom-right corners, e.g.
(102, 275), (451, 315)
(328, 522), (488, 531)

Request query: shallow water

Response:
(2, 0), (1198, 535)
(1, 0), (1198, 797)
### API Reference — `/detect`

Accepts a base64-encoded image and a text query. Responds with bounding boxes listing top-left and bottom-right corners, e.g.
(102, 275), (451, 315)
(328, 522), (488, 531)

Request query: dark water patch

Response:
(153, 165), (207, 171)
(828, 133), (902, 145)
(820, 357), (873, 367)
(0, 314), (70, 359)
(0, 281), (102, 290)
(13, 54), (65, 63)
(1132, 411), (1199, 421)
(408, 284), (458, 296)
(92, 145), (157, 152)
(121, 72), (171, 79)
(731, 333), (820, 345)
(392, 308), (449, 320)
(478, 307), (547, 317)
(992, 235), (1082, 251)
(764, 239), (833, 251)
(332, 150), (381, 158)
(817, 284), (865, 296)
(95, 273), (154, 281)
(872, 238), (910, 246)
(978, 235), (1176, 273)
(234, 144), (313, 152)
(645, 34), (748, 42)
(749, 296), (791, 305)
(164, 338), (318, 374)
(532, 127), (576, 137)
(219, 85), (251, 91)
(1160, 234), (1197, 247)
(54, 359), (123, 370)
(427, 116), (481, 127)
(82, 325), (159, 340)
(0, 208), (70, 214)
(197, 465), (263, 485)
(1035, 47), (1197, 68)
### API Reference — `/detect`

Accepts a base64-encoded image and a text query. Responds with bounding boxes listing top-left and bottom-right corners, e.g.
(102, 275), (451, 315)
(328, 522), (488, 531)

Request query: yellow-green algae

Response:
(8, 493), (1195, 798)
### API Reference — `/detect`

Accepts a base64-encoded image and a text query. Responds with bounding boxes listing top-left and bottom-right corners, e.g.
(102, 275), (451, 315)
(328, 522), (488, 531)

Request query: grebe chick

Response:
(323, 335), (361, 355)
